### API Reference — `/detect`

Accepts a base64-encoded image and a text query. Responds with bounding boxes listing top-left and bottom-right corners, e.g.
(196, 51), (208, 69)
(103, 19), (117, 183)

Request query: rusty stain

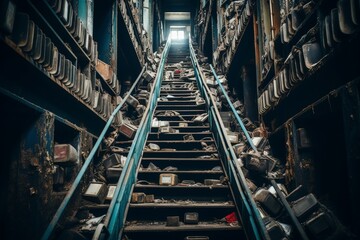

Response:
(285, 121), (295, 184)
(30, 157), (40, 167)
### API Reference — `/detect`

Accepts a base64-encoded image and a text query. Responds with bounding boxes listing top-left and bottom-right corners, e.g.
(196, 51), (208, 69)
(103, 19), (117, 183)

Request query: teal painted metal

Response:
(78, 0), (87, 26)
(189, 39), (269, 240)
(209, 64), (259, 153)
(104, 37), (172, 240)
(41, 66), (146, 240)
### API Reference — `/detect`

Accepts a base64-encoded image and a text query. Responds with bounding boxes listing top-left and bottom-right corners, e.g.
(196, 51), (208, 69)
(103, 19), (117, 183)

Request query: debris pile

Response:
(192, 44), (347, 239)
(211, 0), (252, 73)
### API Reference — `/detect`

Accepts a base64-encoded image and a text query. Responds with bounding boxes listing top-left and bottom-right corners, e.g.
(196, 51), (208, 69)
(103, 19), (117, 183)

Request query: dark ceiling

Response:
(159, 0), (198, 13)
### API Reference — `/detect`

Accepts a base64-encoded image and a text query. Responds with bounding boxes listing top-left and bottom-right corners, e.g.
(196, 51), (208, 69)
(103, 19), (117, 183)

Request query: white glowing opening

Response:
(170, 30), (185, 40)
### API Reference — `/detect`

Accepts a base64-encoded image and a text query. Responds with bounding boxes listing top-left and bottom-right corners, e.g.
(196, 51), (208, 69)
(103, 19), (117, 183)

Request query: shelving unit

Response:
(31, 0), (93, 67)
(257, 0), (360, 121)
(212, 0), (253, 73)
(273, 0), (324, 61)
(96, 71), (117, 96)
(118, 0), (145, 65)
(0, 36), (110, 136)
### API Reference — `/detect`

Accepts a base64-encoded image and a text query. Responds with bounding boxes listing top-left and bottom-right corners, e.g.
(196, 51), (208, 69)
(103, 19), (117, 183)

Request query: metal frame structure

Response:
(189, 37), (269, 240)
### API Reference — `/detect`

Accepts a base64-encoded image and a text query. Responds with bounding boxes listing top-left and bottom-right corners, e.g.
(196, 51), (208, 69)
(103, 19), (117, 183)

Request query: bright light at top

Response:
(170, 30), (185, 40)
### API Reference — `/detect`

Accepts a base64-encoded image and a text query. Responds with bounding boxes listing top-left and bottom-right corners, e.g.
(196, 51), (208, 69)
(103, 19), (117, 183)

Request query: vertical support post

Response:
(87, 0), (94, 35)
(341, 84), (360, 229)
(286, 121), (315, 192)
(112, 1), (118, 72)
(242, 65), (258, 122)
(211, 0), (218, 54)
(18, 112), (55, 239)
(285, 120), (303, 188)
(253, 12), (261, 95)
(256, 0), (264, 83)
(78, 0), (94, 34)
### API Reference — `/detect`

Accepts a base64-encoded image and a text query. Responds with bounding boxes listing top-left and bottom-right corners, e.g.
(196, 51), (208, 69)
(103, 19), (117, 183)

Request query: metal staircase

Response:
(41, 37), (268, 240)
(122, 41), (244, 240)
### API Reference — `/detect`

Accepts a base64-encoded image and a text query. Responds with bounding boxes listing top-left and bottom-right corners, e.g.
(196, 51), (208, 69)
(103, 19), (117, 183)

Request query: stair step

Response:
(138, 170), (222, 174)
(150, 126), (210, 133)
(140, 160), (221, 171)
(159, 92), (199, 96)
(116, 139), (213, 145)
(158, 96), (197, 100)
(129, 202), (235, 208)
(160, 89), (197, 93)
(156, 105), (205, 111)
(124, 222), (241, 233)
(154, 115), (203, 121)
(152, 121), (209, 126)
(126, 207), (236, 222)
(143, 141), (215, 150)
(123, 226), (243, 240)
(142, 151), (217, 158)
(147, 132), (213, 140)
(137, 172), (223, 184)
(157, 101), (199, 105)
(141, 157), (219, 161)
(134, 185), (228, 190)
(162, 81), (196, 84)
(161, 85), (198, 89)
(155, 109), (206, 114)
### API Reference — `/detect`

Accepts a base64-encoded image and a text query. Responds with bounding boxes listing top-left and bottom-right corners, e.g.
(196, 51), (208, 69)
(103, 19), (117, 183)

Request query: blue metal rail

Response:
(189, 39), (269, 240)
(41, 69), (148, 239)
(100, 37), (172, 240)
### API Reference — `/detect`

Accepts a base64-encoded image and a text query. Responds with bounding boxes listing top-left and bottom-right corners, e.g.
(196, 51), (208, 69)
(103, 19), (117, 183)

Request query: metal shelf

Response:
(96, 71), (117, 96)
(274, 0), (324, 61)
(29, 0), (92, 67)
(0, 36), (112, 136)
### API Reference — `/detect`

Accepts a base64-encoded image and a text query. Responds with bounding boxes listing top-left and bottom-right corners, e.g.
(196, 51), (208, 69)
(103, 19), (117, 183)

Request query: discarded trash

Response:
(211, 166), (222, 171)
(103, 154), (122, 170)
(54, 144), (78, 164)
(166, 216), (180, 226)
(83, 182), (107, 204)
(131, 192), (146, 203)
(137, 180), (155, 185)
(184, 212), (199, 224)
(148, 143), (161, 151)
(184, 134), (195, 141)
(163, 166), (178, 171)
(145, 194), (155, 203)
(204, 179), (222, 186)
(181, 180), (196, 185)
(119, 122), (138, 139)
(159, 174), (178, 186)
(224, 212), (238, 223)
(145, 162), (161, 171)
(291, 193), (319, 222)
(179, 122), (188, 127)
(105, 184), (117, 202)
(193, 113), (208, 123)
(254, 188), (283, 217)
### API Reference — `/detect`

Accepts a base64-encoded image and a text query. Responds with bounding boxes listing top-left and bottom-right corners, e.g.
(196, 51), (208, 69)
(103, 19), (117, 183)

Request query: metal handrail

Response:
(103, 36), (172, 240)
(209, 65), (259, 153)
(41, 65), (146, 240)
(189, 38), (269, 240)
